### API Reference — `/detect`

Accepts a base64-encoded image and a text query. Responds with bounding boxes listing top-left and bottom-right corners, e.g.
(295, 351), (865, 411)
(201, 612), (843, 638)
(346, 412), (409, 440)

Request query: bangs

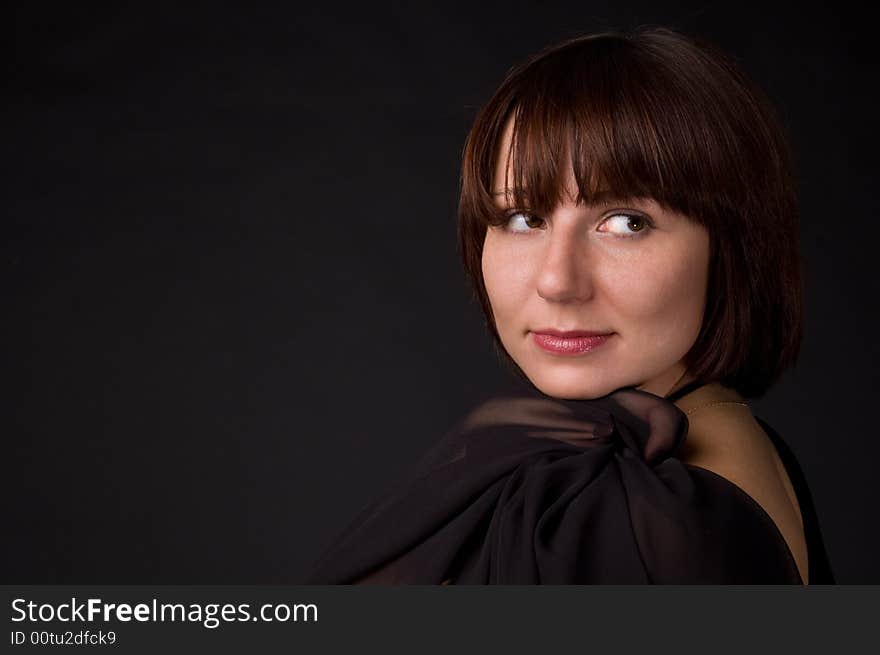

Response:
(464, 34), (734, 226)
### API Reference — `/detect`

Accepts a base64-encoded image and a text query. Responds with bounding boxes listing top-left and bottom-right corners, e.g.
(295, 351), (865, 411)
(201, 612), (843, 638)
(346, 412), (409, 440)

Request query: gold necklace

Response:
(684, 400), (749, 417)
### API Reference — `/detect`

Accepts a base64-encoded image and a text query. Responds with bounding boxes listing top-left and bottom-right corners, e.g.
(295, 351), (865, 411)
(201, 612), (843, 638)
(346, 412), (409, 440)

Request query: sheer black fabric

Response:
(306, 385), (834, 584)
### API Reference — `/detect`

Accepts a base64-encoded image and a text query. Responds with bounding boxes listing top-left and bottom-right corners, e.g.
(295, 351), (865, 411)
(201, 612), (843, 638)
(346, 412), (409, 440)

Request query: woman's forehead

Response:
(488, 104), (674, 215)
(491, 157), (638, 209)
(491, 114), (603, 202)
(491, 118), (515, 189)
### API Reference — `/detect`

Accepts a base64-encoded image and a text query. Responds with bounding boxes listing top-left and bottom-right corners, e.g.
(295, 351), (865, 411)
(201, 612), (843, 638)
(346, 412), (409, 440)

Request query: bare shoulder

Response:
(676, 400), (809, 584)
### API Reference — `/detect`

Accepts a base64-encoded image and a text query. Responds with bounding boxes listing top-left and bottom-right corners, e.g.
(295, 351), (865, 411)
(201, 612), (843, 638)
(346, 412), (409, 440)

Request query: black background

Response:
(5, 2), (878, 583)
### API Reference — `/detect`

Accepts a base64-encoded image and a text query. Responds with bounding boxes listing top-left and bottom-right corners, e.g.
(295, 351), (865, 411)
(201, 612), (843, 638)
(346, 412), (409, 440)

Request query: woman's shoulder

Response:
(307, 384), (807, 584)
(673, 384), (809, 583)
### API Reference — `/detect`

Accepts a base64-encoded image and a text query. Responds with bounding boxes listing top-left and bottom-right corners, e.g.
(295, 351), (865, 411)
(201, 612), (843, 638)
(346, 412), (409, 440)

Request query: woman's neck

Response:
(670, 381), (747, 415)
(636, 363), (695, 398)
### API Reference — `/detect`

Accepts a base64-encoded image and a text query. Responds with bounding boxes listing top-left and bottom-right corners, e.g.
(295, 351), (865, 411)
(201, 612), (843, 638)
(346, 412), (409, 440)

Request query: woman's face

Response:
(481, 118), (711, 399)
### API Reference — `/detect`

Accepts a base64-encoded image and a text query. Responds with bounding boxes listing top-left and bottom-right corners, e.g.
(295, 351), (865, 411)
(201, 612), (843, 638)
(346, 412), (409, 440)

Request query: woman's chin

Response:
(525, 372), (620, 401)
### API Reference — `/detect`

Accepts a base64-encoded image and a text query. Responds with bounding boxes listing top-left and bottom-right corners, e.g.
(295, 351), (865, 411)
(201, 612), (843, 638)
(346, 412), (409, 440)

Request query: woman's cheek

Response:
(625, 248), (708, 343)
(602, 247), (699, 325)
(482, 247), (514, 328)
(483, 241), (532, 311)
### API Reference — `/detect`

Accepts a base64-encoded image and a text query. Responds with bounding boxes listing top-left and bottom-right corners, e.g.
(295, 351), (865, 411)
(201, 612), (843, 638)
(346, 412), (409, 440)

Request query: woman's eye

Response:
(498, 210), (654, 237)
(504, 211), (545, 233)
(599, 212), (653, 237)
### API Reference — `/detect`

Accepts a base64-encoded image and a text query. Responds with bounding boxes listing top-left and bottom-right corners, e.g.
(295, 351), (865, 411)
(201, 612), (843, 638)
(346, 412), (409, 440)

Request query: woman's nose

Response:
(535, 225), (594, 303)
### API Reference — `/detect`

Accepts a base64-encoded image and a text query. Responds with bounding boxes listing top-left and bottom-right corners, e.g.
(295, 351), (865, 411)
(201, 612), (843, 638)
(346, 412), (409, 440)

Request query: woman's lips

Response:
(531, 332), (614, 355)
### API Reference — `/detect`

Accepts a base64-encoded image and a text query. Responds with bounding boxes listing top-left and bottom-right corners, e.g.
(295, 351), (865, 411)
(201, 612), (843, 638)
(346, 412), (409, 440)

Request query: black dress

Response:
(305, 382), (835, 584)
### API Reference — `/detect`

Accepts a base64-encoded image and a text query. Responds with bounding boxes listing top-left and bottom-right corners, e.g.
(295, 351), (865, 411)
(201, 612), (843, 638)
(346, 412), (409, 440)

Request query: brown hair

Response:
(457, 26), (805, 399)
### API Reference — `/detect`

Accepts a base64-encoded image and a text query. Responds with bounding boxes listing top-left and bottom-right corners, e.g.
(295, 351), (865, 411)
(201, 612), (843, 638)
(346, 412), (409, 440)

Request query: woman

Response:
(306, 26), (835, 584)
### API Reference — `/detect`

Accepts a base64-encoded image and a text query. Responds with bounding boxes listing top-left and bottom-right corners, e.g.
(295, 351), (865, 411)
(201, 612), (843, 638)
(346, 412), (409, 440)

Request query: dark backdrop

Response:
(5, 2), (877, 583)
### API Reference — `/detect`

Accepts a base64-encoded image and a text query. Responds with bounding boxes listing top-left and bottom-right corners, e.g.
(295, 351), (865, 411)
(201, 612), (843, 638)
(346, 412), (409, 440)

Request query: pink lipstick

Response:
(531, 329), (614, 355)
